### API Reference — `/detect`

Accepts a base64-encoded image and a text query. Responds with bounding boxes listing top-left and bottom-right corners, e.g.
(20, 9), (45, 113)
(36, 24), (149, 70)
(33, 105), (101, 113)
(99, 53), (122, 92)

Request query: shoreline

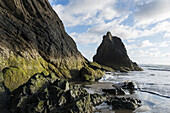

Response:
(72, 81), (170, 113)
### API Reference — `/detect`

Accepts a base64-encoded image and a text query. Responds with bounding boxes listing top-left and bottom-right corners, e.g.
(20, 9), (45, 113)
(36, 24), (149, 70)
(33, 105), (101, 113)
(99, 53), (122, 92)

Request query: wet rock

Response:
(102, 89), (117, 95)
(93, 32), (143, 71)
(106, 97), (141, 110)
(90, 93), (105, 105)
(102, 88), (125, 95)
(121, 82), (135, 90)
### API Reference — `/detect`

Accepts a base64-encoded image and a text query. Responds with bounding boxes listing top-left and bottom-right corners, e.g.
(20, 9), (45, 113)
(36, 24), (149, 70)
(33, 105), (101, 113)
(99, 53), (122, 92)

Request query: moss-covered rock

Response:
(93, 69), (105, 80)
(88, 62), (102, 69)
(88, 62), (114, 72)
(83, 74), (95, 82)
(101, 65), (115, 72)
(2, 66), (28, 91)
(80, 66), (105, 82)
(120, 67), (129, 73)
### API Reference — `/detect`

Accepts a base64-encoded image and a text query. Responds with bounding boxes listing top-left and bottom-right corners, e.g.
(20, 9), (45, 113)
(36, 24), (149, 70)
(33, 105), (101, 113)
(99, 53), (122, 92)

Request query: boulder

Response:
(80, 66), (104, 82)
(102, 88), (125, 95)
(121, 81), (135, 90)
(93, 32), (143, 71)
(106, 97), (141, 110)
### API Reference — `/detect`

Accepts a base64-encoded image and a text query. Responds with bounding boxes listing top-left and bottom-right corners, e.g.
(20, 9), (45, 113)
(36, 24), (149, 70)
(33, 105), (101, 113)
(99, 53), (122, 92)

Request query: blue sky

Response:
(49, 0), (170, 65)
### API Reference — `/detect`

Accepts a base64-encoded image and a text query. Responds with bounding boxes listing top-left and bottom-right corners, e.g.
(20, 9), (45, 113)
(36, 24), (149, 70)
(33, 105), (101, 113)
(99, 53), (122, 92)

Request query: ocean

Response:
(97, 64), (170, 113)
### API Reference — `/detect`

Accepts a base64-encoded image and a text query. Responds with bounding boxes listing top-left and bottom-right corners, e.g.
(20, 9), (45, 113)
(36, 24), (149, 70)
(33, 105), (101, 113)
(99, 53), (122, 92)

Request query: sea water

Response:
(98, 64), (170, 113)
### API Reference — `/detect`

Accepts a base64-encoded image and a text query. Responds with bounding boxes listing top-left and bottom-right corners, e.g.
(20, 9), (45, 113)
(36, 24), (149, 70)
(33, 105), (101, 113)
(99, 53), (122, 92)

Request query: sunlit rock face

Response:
(93, 32), (142, 71)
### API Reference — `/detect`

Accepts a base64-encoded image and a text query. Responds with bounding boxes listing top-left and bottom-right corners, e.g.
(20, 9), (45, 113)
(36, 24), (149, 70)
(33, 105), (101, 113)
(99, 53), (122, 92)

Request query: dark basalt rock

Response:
(93, 32), (143, 71)
(102, 88), (125, 95)
(106, 97), (141, 110)
(121, 81), (135, 90)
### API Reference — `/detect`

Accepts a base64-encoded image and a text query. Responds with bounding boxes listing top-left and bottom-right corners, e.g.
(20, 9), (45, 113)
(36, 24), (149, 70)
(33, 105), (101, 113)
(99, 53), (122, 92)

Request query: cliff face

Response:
(0, 0), (85, 91)
(93, 32), (142, 71)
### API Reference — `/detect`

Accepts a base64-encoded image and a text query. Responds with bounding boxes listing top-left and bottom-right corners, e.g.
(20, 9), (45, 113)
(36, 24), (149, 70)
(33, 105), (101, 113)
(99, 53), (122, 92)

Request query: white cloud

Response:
(140, 40), (154, 47)
(52, 0), (118, 27)
(70, 32), (102, 44)
(164, 32), (170, 38)
(127, 40), (135, 43)
(164, 53), (170, 57)
(149, 48), (159, 51)
(134, 0), (170, 25)
(140, 40), (169, 48)
(126, 44), (138, 50)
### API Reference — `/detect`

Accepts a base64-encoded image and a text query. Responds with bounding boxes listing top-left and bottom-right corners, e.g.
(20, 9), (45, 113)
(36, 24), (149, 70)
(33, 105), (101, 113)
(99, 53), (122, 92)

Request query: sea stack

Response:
(93, 32), (142, 71)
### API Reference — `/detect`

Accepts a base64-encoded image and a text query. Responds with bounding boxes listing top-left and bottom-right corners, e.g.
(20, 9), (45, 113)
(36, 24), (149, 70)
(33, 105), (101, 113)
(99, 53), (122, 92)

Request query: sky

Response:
(49, 0), (170, 65)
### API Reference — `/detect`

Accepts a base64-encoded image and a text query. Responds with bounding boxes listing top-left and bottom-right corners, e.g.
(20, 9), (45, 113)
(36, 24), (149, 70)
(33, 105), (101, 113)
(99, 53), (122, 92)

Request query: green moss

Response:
(2, 66), (28, 91)
(83, 74), (95, 82)
(93, 69), (104, 80)
(120, 67), (128, 73)
(59, 68), (71, 79)
(35, 100), (44, 112)
(88, 61), (114, 72)
(0, 53), (52, 91)
(0, 72), (3, 82)
(89, 62), (101, 69)
(80, 66), (104, 81)
(101, 65), (114, 72)
(80, 67), (95, 77)
(41, 70), (49, 76)
(48, 63), (63, 77)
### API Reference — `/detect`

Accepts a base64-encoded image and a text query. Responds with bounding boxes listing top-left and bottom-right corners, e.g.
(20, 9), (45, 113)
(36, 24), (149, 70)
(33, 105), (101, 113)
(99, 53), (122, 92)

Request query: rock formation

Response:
(93, 32), (143, 71)
(10, 73), (104, 113)
(0, 0), (86, 91)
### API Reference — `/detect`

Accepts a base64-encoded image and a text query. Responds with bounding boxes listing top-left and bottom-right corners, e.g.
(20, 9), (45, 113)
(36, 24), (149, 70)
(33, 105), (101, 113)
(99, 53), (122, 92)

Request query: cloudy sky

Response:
(49, 0), (170, 65)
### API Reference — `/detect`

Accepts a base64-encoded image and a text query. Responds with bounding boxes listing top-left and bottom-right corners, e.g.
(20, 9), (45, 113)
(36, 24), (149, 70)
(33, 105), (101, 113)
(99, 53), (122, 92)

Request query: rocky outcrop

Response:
(9, 72), (141, 113)
(93, 32), (143, 71)
(10, 73), (105, 113)
(0, 0), (86, 91)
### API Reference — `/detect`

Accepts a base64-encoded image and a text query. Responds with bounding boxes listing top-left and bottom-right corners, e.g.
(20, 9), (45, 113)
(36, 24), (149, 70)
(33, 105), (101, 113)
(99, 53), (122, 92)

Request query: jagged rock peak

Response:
(106, 31), (113, 40)
(93, 32), (143, 71)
